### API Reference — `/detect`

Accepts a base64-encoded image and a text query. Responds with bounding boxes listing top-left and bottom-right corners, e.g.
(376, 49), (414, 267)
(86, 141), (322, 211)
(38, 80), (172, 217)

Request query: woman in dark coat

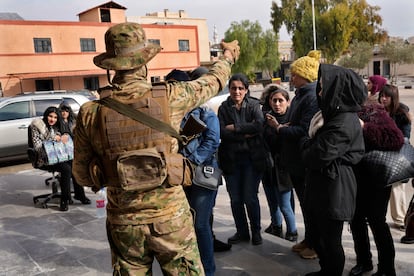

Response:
(349, 102), (403, 276)
(218, 73), (267, 246)
(300, 64), (367, 276)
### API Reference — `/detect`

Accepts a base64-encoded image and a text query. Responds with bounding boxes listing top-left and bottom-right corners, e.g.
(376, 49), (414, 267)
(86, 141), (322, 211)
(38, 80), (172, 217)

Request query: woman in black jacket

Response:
(300, 64), (367, 276)
(218, 73), (267, 246)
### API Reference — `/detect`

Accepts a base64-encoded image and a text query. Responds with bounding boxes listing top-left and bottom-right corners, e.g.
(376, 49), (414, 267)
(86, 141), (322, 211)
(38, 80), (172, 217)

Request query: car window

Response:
(0, 101), (30, 121)
(34, 99), (62, 116)
(62, 98), (81, 114)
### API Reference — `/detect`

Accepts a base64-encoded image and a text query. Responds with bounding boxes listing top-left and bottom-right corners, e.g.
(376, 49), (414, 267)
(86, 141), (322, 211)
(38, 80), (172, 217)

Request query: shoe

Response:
(304, 272), (321, 276)
(252, 232), (263, 245)
(285, 231), (298, 242)
(264, 224), (283, 237)
(292, 240), (307, 252)
(60, 200), (68, 211)
(371, 271), (395, 276)
(299, 248), (318, 259)
(349, 263), (373, 276)
(228, 233), (250, 244)
(214, 238), (232, 252)
(401, 235), (414, 244)
(74, 195), (91, 205)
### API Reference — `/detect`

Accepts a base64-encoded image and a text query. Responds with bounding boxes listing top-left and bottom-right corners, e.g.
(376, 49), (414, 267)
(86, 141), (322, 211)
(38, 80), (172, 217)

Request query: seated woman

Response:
(29, 106), (89, 211)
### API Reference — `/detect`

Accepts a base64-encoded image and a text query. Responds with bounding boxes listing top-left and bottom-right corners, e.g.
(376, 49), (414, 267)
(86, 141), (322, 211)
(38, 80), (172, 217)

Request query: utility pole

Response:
(312, 0), (317, 50)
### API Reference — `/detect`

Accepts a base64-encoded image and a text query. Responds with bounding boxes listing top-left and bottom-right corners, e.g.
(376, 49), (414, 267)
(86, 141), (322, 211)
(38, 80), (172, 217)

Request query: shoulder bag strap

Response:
(99, 97), (184, 143)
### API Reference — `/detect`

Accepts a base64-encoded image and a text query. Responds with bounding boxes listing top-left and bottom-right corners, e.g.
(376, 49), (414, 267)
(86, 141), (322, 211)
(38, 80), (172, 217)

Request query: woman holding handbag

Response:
(179, 104), (221, 276)
(350, 101), (404, 276)
(29, 106), (74, 211)
(379, 84), (411, 232)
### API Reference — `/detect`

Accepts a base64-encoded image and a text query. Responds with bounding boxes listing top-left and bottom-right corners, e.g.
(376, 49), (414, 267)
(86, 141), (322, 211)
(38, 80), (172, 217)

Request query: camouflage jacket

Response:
(73, 58), (231, 225)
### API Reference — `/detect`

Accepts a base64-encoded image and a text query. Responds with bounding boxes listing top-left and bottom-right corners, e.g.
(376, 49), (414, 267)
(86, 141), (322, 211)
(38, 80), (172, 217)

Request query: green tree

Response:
(318, 3), (354, 63)
(337, 40), (373, 73)
(224, 20), (280, 81)
(271, 0), (386, 63)
(257, 30), (281, 79)
(381, 40), (414, 84)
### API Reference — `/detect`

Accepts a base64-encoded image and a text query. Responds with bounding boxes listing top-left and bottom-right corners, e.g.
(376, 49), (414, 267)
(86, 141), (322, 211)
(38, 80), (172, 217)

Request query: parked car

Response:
(0, 90), (96, 163)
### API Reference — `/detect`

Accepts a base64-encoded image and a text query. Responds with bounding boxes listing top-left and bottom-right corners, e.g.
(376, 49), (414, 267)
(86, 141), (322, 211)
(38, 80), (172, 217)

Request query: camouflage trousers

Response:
(106, 210), (205, 276)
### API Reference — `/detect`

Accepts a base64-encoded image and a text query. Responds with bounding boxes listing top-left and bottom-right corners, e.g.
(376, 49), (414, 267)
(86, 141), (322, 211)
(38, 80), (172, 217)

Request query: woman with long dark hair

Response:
(379, 84), (411, 231)
(29, 106), (73, 211)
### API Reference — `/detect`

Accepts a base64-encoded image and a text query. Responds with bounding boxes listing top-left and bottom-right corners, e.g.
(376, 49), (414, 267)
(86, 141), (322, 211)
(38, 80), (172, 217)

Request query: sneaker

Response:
(300, 248), (318, 259)
(214, 238), (232, 252)
(227, 233), (250, 244)
(264, 224), (283, 238)
(285, 231), (298, 242)
(292, 240), (307, 252)
(252, 232), (263, 245)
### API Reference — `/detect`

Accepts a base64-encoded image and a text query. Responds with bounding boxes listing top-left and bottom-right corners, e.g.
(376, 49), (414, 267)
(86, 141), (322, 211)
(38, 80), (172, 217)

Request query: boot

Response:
(264, 224), (283, 238)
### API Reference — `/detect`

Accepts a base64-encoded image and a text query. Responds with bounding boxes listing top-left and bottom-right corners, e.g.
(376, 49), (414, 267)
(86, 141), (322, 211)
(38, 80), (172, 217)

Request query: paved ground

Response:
(0, 164), (413, 276)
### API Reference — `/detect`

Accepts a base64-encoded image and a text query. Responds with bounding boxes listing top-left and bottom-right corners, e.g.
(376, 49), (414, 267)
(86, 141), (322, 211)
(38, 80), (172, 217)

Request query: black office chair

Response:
(27, 127), (62, 209)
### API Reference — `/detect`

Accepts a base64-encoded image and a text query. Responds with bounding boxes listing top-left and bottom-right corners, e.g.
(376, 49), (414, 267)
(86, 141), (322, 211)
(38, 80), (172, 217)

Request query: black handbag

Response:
(192, 165), (223, 190)
(360, 142), (414, 187)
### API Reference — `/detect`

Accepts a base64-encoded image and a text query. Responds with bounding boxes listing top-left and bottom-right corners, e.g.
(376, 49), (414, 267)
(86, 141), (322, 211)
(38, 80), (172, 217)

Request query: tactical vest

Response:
(97, 84), (172, 184)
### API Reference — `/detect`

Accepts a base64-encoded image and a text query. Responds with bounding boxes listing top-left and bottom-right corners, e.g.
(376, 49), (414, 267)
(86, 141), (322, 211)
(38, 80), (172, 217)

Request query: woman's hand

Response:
(54, 135), (61, 142)
(225, 124), (235, 131)
(61, 134), (69, 144)
(266, 113), (280, 129)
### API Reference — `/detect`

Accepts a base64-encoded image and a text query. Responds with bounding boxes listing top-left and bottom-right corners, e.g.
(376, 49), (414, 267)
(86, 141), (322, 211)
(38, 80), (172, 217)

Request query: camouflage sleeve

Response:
(168, 58), (232, 131)
(72, 101), (99, 187)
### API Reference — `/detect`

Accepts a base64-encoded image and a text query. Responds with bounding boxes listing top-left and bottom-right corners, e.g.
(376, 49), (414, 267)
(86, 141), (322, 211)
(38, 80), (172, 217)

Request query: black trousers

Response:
(290, 172), (310, 244)
(51, 161), (85, 202)
(307, 210), (345, 276)
(350, 182), (396, 275)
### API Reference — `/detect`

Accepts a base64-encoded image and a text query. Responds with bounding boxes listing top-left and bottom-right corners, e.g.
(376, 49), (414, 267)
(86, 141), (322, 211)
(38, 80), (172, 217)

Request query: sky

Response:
(2, 0), (414, 41)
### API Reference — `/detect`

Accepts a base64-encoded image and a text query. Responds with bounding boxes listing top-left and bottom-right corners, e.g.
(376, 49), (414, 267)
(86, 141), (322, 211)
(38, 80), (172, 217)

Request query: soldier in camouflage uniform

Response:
(72, 22), (239, 275)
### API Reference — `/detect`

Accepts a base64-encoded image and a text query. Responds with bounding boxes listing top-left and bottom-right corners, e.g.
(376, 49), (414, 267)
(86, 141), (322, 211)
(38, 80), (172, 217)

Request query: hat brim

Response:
(93, 44), (161, 70)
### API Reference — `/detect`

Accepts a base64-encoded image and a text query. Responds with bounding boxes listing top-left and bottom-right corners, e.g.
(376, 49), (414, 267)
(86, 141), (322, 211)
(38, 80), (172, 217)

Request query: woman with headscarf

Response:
(300, 64), (367, 275)
(367, 75), (387, 103)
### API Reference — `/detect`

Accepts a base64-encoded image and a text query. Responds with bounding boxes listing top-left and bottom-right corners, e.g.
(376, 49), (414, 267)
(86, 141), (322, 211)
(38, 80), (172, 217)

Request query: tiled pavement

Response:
(0, 165), (413, 275)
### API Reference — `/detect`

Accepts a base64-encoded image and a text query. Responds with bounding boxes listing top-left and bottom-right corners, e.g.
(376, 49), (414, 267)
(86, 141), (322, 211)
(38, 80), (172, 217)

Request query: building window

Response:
(84, 77), (99, 90)
(80, 38), (96, 52)
(33, 38), (52, 53)
(100, 9), (111, 22)
(148, 39), (161, 46)
(178, 40), (190, 51)
(35, 79), (54, 91)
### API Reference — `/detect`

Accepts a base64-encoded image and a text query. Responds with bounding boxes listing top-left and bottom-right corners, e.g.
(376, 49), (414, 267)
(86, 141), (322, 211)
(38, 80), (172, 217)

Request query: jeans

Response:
(225, 154), (262, 236)
(262, 169), (296, 233)
(187, 184), (218, 276)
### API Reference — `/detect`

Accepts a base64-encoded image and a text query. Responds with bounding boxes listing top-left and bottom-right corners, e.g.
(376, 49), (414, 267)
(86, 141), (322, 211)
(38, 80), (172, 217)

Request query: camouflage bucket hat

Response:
(93, 23), (161, 70)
